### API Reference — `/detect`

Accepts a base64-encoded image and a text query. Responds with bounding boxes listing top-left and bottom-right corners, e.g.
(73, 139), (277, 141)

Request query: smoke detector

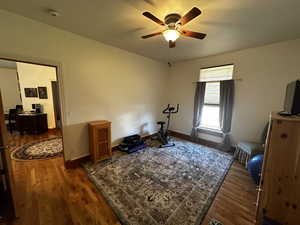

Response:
(48, 9), (60, 17)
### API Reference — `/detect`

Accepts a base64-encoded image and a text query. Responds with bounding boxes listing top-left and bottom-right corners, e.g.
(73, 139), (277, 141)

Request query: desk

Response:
(16, 113), (48, 134)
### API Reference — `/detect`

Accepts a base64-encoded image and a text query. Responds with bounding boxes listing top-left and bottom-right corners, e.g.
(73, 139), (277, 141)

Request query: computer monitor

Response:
(32, 104), (42, 113)
(16, 105), (23, 113)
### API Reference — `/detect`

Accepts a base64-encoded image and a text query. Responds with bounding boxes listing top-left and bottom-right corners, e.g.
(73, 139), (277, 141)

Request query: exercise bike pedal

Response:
(159, 143), (175, 148)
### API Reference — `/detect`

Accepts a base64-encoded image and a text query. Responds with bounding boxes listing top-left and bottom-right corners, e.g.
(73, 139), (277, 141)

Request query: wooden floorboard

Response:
(3, 130), (257, 225)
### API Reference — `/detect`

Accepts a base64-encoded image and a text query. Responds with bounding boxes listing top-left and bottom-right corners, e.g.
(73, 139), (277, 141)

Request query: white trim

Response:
(198, 126), (222, 133)
(69, 153), (90, 161)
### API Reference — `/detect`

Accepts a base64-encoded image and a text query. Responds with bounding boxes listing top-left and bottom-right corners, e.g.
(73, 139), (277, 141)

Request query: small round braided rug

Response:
(11, 137), (63, 161)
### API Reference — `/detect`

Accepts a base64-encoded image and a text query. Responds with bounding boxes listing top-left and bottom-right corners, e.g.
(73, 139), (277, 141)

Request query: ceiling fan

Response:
(141, 7), (207, 48)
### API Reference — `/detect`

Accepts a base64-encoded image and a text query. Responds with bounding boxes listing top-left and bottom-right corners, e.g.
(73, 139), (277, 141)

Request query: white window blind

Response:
(204, 82), (220, 105)
(199, 65), (234, 82)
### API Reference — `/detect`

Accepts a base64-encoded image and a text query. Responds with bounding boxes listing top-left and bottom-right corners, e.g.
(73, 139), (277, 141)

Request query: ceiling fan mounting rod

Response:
(164, 13), (181, 25)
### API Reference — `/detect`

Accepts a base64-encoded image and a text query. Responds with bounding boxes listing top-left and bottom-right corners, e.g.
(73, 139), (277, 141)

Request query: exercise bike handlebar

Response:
(162, 104), (179, 114)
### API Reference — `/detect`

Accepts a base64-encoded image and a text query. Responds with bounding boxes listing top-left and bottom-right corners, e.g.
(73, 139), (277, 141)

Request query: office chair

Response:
(8, 109), (17, 134)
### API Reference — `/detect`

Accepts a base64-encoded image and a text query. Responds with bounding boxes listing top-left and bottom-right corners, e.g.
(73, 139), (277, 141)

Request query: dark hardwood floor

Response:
(4, 130), (257, 225)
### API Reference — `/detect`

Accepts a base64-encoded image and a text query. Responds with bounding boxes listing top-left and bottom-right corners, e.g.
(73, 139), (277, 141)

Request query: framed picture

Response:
(38, 87), (48, 99)
(24, 88), (38, 97)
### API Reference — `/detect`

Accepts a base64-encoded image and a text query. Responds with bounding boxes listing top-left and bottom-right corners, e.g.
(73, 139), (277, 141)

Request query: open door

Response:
(0, 91), (17, 222)
(51, 81), (62, 129)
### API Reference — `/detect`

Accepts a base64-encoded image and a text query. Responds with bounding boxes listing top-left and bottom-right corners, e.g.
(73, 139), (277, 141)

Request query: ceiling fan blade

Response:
(141, 32), (162, 39)
(142, 12), (165, 26)
(181, 30), (206, 39)
(179, 7), (202, 26)
(169, 40), (176, 48)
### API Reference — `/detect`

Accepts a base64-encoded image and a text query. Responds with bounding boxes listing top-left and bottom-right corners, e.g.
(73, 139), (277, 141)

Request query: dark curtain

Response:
(191, 82), (206, 138)
(219, 80), (235, 151)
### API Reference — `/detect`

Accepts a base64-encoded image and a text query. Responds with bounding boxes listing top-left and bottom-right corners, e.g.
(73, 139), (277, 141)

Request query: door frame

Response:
(51, 81), (62, 129)
(0, 55), (67, 165)
(0, 91), (17, 220)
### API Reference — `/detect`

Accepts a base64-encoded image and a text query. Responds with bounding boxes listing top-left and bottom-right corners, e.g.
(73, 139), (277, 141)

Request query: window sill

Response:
(197, 127), (223, 137)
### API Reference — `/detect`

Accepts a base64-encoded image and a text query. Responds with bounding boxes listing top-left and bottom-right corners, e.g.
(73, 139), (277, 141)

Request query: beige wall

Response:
(2, 8), (300, 159)
(0, 68), (21, 112)
(168, 39), (300, 144)
(0, 9), (169, 160)
(16, 62), (57, 129)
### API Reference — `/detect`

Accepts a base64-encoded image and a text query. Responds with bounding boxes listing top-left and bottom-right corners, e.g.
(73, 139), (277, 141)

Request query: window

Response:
(201, 82), (221, 130)
(199, 65), (234, 131)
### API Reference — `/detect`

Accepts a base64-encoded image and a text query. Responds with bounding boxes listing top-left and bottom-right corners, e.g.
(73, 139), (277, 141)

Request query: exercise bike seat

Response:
(157, 121), (165, 125)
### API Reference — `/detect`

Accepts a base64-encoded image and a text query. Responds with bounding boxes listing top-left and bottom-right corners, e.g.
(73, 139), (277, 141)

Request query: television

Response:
(283, 80), (300, 115)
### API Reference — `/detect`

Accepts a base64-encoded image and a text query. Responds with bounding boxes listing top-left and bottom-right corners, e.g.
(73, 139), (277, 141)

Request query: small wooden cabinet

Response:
(88, 120), (112, 163)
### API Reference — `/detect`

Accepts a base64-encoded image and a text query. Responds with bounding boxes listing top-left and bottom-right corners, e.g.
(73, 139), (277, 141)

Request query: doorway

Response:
(0, 57), (65, 222)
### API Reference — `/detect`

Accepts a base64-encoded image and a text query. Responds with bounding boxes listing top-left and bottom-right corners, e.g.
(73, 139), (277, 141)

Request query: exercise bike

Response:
(156, 104), (179, 148)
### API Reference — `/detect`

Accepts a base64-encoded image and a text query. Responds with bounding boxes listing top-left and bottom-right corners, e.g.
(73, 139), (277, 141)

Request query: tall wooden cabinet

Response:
(256, 112), (300, 225)
(88, 120), (112, 163)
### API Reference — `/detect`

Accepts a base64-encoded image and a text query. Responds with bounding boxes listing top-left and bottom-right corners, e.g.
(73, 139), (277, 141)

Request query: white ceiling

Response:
(0, 60), (17, 69)
(1, 0), (300, 62)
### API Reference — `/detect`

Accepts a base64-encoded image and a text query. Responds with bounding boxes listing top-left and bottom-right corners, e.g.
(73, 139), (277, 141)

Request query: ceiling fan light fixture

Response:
(162, 29), (180, 42)
(141, 7), (206, 47)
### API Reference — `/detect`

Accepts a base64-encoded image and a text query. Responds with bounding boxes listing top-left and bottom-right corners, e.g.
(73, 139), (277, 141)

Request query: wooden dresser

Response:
(88, 120), (112, 163)
(256, 112), (300, 225)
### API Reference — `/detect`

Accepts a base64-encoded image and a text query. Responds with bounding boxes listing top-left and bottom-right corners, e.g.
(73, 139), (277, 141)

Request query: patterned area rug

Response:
(11, 137), (63, 161)
(84, 138), (233, 225)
